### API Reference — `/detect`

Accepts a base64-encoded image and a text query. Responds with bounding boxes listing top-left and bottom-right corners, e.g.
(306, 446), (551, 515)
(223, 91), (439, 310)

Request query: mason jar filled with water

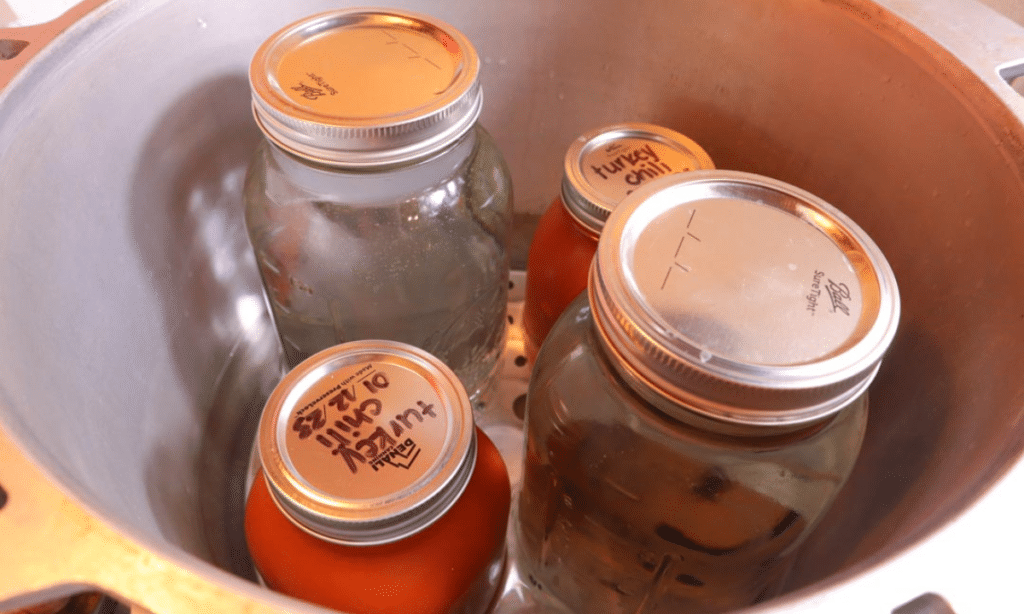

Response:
(516, 170), (900, 613)
(243, 8), (513, 402)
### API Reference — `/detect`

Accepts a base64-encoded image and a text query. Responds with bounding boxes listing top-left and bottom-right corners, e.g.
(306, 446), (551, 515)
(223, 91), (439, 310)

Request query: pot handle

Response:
(0, 427), (320, 614)
(876, 0), (1024, 115)
(0, 0), (106, 90)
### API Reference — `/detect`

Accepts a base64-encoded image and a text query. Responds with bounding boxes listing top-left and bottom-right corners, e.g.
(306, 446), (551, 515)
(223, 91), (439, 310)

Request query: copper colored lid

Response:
(250, 8), (482, 167)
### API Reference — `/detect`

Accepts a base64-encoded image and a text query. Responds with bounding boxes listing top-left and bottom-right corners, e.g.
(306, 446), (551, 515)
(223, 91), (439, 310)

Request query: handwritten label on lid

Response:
(580, 138), (706, 205)
(283, 359), (450, 502)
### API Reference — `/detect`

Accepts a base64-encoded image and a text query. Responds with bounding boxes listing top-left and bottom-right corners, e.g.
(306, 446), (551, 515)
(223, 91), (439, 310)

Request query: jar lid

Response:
(591, 170), (900, 426)
(257, 340), (476, 545)
(562, 123), (714, 235)
(249, 8), (482, 167)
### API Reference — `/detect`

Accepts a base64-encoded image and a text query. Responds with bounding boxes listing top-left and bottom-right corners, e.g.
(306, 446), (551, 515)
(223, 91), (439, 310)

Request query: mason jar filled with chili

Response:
(245, 340), (511, 614)
(516, 171), (900, 614)
(521, 123), (713, 361)
(244, 9), (513, 402)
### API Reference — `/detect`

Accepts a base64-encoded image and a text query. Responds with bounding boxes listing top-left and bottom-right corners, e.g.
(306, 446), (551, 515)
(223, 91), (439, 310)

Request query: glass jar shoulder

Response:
(528, 294), (628, 433)
(242, 125), (513, 270)
(528, 294), (869, 510)
(465, 124), (513, 208)
(245, 125), (508, 213)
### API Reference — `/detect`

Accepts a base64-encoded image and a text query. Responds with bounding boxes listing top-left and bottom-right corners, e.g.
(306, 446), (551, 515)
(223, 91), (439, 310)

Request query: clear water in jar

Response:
(518, 425), (805, 613)
(515, 300), (867, 614)
(244, 127), (512, 400)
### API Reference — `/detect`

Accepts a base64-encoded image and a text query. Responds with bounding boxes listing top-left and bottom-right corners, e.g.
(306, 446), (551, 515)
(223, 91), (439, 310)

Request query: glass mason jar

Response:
(244, 9), (513, 401)
(516, 171), (900, 614)
(245, 340), (511, 614)
(522, 123), (713, 361)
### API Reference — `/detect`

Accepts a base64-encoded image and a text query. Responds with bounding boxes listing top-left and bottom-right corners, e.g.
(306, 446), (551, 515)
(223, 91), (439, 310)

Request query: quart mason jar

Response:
(244, 9), (512, 401)
(516, 171), (900, 614)
(245, 340), (511, 614)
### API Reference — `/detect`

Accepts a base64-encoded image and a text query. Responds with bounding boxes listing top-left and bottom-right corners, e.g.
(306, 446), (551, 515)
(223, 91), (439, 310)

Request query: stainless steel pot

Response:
(2, 1), (1024, 613)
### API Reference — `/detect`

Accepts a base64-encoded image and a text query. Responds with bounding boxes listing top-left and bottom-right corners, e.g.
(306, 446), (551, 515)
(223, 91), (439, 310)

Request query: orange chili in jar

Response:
(245, 340), (511, 614)
(522, 123), (714, 361)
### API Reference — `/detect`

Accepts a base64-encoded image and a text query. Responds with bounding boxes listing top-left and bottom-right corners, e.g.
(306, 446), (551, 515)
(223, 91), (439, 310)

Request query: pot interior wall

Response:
(1, 0), (1024, 606)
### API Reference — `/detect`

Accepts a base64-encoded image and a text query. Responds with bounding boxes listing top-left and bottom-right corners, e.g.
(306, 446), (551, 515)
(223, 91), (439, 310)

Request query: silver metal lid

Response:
(257, 340), (476, 545)
(562, 123), (714, 235)
(591, 170), (900, 426)
(249, 9), (482, 167)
